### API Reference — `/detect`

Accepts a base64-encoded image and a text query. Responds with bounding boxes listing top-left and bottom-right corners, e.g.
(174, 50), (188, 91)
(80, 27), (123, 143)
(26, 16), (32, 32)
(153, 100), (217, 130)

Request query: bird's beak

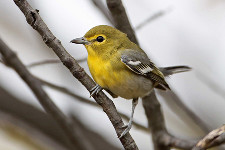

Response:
(70, 37), (89, 45)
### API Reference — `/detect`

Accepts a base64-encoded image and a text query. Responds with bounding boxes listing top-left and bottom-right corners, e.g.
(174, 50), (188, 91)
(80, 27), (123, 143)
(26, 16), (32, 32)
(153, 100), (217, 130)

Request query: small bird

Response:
(71, 25), (191, 138)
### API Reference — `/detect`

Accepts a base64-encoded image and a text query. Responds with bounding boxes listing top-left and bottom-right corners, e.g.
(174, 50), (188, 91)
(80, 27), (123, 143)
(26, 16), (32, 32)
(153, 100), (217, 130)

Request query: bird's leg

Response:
(119, 98), (138, 138)
(90, 84), (103, 97)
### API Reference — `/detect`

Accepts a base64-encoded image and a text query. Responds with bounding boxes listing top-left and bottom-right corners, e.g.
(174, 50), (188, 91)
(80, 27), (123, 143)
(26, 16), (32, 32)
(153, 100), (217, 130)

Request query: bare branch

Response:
(27, 57), (86, 68)
(13, 0), (138, 149)
(193, 125), (225, 150)
(135, 7), (172, 30)
(37, 76), (148, 133)
(106, 0), (138, 44)
(0, 38), (93, 150)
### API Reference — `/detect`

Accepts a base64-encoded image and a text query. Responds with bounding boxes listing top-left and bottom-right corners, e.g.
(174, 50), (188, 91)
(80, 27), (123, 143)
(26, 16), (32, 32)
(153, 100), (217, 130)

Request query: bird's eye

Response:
(96, 36), (104, 42)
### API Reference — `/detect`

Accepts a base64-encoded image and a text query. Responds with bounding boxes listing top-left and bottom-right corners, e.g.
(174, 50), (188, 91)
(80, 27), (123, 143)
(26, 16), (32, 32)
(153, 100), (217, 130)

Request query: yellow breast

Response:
(87, 54), (118, 89)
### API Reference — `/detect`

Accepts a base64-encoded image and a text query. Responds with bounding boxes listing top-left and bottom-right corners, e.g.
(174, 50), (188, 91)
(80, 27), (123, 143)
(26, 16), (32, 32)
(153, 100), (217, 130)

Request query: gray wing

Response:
(121, 49), (170, 90)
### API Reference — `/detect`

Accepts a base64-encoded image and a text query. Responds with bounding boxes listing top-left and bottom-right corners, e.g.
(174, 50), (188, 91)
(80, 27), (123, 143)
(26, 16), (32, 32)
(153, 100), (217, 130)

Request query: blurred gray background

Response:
(0, 0), (225, 149)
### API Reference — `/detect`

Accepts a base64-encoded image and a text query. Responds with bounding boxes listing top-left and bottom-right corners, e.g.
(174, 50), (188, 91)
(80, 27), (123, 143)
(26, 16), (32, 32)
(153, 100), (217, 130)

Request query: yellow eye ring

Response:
(96, 36), (104, 42)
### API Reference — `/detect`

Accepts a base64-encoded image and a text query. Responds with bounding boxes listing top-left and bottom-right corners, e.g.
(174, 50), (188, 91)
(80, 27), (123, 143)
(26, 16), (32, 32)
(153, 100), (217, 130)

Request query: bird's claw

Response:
(90, 84), (102, 97)
(119, 122), (132, 139)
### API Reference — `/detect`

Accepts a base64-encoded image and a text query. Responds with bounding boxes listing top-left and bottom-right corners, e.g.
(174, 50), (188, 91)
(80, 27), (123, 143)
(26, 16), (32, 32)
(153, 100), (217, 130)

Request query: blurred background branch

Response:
(27, 57), (87, 68)
(135, 7), (172, 30)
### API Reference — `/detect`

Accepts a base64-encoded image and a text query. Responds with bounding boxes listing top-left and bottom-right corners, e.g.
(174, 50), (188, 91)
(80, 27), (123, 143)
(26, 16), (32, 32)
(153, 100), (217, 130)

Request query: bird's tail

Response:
(159, 66), (191, 76)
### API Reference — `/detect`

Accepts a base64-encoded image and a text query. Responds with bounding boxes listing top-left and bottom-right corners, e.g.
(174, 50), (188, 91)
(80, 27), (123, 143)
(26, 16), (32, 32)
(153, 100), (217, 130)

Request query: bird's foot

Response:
(119, 121), (132, 139)
(90, 84), (102, 97)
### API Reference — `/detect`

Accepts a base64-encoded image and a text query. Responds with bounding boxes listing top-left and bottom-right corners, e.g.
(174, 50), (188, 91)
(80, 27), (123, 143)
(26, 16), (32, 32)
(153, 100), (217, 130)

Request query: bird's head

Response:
(71, 25), (129, 56)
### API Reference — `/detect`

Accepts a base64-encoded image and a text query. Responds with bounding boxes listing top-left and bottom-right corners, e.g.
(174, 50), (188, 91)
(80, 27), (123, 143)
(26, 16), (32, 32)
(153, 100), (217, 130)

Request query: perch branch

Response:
(13, 0), (138, 149)
(135, 7), (172, 30)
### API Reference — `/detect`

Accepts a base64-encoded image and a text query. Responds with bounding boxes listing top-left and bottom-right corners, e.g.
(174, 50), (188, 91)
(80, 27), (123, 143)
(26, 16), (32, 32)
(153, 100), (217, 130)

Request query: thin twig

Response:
(27, 59), (61, 68)
(37, 76), (148, 132)
(27, 57), (86, 68)
(135, 7), (172, 30)
(13, 0), (138, 149)
(0, 38), (93, 150)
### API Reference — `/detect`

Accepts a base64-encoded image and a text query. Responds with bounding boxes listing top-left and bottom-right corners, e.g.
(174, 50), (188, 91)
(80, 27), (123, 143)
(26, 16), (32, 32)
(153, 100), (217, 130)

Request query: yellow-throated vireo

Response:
(71, 25), (191, 138)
